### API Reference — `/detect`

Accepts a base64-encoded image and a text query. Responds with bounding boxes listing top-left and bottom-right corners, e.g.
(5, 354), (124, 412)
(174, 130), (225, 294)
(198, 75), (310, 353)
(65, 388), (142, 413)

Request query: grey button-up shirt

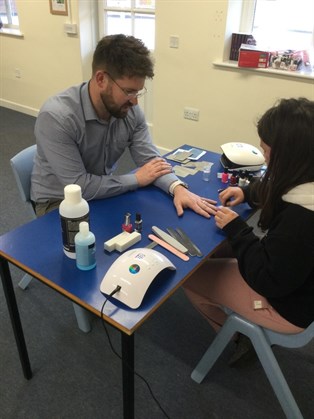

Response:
(31, 82), (178, 203)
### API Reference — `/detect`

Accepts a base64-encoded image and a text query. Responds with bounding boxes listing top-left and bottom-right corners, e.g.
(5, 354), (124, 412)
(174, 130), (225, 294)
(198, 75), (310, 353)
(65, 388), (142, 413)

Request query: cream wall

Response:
(153, 0), (314, 152)
(0, 0), (313, 153)
(0, 0), (97, 115)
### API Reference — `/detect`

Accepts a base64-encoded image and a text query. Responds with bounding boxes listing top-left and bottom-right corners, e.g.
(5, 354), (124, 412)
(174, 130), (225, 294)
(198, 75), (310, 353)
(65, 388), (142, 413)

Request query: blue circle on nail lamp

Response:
(129, 264), (140, 274)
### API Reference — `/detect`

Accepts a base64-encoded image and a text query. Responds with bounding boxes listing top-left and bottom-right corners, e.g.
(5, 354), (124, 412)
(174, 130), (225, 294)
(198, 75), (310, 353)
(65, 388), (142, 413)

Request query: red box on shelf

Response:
(238, 44), (270, 68)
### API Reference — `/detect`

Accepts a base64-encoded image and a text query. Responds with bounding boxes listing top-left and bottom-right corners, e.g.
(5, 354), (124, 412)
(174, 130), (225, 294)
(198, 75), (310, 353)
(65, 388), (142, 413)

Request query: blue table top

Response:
(0, 147), (251, 334)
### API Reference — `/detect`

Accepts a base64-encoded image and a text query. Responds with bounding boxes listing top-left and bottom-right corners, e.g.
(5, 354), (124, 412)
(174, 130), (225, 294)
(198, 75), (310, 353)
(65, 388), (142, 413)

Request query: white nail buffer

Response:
(151, 226), (188, 254)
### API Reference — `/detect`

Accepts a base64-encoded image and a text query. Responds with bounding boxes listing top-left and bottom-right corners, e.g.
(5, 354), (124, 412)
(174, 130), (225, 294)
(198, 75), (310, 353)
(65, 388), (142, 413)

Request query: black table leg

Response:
(0, 258), (32, 380)
(121, 332), (134, 419)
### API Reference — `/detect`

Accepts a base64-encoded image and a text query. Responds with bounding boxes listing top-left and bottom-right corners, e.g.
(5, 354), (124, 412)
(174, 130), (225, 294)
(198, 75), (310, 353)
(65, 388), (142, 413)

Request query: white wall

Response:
(0, 0), (313, 152)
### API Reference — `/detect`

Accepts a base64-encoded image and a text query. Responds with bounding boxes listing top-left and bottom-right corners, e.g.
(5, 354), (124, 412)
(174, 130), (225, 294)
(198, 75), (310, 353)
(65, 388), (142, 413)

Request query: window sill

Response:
(0, 28), (24, 38)
(213, 60), (314, 82)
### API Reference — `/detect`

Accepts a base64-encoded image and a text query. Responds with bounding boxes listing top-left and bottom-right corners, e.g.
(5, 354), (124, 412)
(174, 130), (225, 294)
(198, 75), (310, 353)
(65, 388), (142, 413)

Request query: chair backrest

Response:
(223, 307), (314, 348)
(264, 319), (314, 348)
(226, 310), (314, 349)
(10, 145), (37, 215)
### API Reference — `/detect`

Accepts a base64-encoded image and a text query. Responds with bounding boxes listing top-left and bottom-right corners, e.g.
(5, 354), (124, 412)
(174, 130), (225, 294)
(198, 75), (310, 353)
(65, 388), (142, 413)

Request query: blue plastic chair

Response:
(191, 311), (314, 419)
(10, 145), (91, 333)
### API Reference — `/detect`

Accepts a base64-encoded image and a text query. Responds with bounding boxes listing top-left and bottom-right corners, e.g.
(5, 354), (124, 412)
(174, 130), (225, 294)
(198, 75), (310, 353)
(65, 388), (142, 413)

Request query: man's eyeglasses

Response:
(104, 72), (147, 99)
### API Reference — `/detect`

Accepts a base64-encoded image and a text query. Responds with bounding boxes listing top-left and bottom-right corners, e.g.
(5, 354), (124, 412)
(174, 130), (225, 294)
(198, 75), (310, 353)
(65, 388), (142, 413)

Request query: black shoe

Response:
(228, 334), (257, 367)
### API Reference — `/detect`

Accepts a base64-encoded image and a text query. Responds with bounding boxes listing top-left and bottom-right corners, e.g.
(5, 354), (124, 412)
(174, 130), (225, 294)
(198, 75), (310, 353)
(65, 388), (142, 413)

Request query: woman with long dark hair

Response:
(183, 98), (314, 365)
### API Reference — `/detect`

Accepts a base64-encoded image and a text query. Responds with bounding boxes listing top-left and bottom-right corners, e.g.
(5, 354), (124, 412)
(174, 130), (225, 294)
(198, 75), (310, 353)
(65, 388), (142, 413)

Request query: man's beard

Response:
(100, 91), (134, 119)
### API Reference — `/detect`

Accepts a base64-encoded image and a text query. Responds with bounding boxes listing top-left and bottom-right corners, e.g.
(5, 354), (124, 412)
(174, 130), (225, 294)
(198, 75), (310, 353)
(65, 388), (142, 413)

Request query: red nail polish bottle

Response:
(122, 212), (133, 233)
(221, 168), (229, 184)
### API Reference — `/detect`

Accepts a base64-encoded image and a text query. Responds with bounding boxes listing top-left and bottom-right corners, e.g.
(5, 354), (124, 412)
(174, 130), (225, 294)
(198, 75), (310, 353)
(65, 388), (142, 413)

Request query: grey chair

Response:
(191, 310), (314, 419)
(10, 145), (91, 333)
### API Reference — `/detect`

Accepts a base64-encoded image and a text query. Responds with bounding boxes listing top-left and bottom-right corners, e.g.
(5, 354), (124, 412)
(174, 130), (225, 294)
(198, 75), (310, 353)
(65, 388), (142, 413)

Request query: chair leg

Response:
(18, 274), (33, 290)
(226, 316), (303, 419)
(191, 315), (238, 383)
(18, 274), (92, 334)
(72, 303), (92, 333)
(191, 313), (304, 419)
(250, 332), (304, 419)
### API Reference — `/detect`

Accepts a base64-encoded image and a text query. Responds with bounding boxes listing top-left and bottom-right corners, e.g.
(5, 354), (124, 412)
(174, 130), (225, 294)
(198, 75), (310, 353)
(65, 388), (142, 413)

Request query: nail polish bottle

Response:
(134, 213), (143, 233)
(122, 212), (133, 233)
(230, 170), (238, 186)
(246, 173), (253, 186)
(221, 168), (229, 184)
(238, 171), (247, 187)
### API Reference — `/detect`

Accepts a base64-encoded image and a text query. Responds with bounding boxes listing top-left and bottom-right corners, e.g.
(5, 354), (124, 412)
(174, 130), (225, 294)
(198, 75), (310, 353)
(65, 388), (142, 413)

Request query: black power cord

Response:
(100, 286), (171, 419)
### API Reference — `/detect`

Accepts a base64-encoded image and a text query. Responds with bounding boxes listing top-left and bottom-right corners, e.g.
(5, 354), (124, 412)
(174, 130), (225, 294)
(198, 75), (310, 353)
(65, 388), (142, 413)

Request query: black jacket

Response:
(223, 182), (314, 328)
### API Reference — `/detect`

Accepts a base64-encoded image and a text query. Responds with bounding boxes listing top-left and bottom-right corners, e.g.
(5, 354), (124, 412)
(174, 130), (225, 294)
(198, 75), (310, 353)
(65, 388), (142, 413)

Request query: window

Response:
(242, 0), (314, 52)
(0, 0), (19, 29)
(99, 0), (155, 50)
(221, 0), (313, 76)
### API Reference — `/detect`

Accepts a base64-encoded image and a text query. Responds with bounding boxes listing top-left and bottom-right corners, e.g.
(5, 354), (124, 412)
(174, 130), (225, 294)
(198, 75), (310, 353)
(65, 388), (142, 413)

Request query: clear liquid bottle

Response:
(59, 184), (89, 259)
(203, 164), (211, 182)
(75, 222), (96, 270)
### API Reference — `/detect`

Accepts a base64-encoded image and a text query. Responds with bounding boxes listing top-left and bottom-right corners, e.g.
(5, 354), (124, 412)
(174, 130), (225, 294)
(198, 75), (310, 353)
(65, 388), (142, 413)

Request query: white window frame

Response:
(0, 0), (22, 36)
(98, 0), (155, 51)
(1, 0), (18, 27)
(97, 0), (155, 133)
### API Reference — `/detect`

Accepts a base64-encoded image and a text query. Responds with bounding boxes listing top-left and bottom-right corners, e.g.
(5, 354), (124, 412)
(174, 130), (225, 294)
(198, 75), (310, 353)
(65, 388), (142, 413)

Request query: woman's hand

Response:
(215, 206), (239, 229)
(219, 186), (244, 207)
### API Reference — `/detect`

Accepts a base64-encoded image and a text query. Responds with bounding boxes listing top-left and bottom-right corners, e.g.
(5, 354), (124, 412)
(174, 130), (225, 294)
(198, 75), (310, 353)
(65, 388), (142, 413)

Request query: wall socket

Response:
(169, 35), (179, 48)
(184, 107), (199, 121)
(14, 68), (22, 78)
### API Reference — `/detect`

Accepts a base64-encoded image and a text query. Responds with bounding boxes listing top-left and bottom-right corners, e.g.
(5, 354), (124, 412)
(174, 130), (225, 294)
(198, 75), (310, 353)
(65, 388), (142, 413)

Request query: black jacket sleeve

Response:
(222, 205), (314, 299)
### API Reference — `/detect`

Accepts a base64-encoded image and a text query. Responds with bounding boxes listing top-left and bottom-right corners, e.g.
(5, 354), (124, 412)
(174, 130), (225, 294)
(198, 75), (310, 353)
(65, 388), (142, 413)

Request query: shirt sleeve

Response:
(33, 110), (139, 201)
(126, 107), (179, 193)
(32, 100), (179, 202)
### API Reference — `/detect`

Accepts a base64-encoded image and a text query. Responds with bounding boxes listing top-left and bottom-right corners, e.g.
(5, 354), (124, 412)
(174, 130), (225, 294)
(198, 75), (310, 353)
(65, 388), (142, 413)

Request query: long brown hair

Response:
(255, 98), (314, 230)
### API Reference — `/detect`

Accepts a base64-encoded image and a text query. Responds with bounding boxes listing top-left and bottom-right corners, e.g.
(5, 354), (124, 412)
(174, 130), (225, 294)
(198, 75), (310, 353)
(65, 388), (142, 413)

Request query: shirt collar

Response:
(80, 81), (100, 122)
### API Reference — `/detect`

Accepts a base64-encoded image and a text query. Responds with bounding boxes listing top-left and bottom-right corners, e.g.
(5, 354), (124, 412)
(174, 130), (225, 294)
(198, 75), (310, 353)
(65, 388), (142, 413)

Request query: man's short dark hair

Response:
(92, 34), (154, 79)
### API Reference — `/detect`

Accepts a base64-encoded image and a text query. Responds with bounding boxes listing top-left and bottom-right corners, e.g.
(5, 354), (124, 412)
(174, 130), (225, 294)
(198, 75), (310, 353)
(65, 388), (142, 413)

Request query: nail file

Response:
(166, 227), (197, 257)
(148, 234), (189, 262)
(145, 241), (157, 249)
(151, 226), (188, 254)
(176, 228), (203, 257)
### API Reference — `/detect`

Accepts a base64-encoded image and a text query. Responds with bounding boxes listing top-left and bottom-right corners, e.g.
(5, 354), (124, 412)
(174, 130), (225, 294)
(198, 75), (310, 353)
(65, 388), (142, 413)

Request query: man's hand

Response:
(173, 185), (217, 218)
(215, 206), (239, 229)
(135, 158), (173, 187)
(219, 186), (244, 207)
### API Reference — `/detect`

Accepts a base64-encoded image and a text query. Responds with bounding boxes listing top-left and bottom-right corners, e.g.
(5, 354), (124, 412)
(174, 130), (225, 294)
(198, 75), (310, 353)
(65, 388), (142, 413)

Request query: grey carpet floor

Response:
(0, 107), (313, 419)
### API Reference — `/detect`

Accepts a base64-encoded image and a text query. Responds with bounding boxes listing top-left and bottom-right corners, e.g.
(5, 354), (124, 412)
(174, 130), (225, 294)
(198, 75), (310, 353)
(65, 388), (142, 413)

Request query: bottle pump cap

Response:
(79, 221), (89, 236)
(64, 184), (82, 204)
